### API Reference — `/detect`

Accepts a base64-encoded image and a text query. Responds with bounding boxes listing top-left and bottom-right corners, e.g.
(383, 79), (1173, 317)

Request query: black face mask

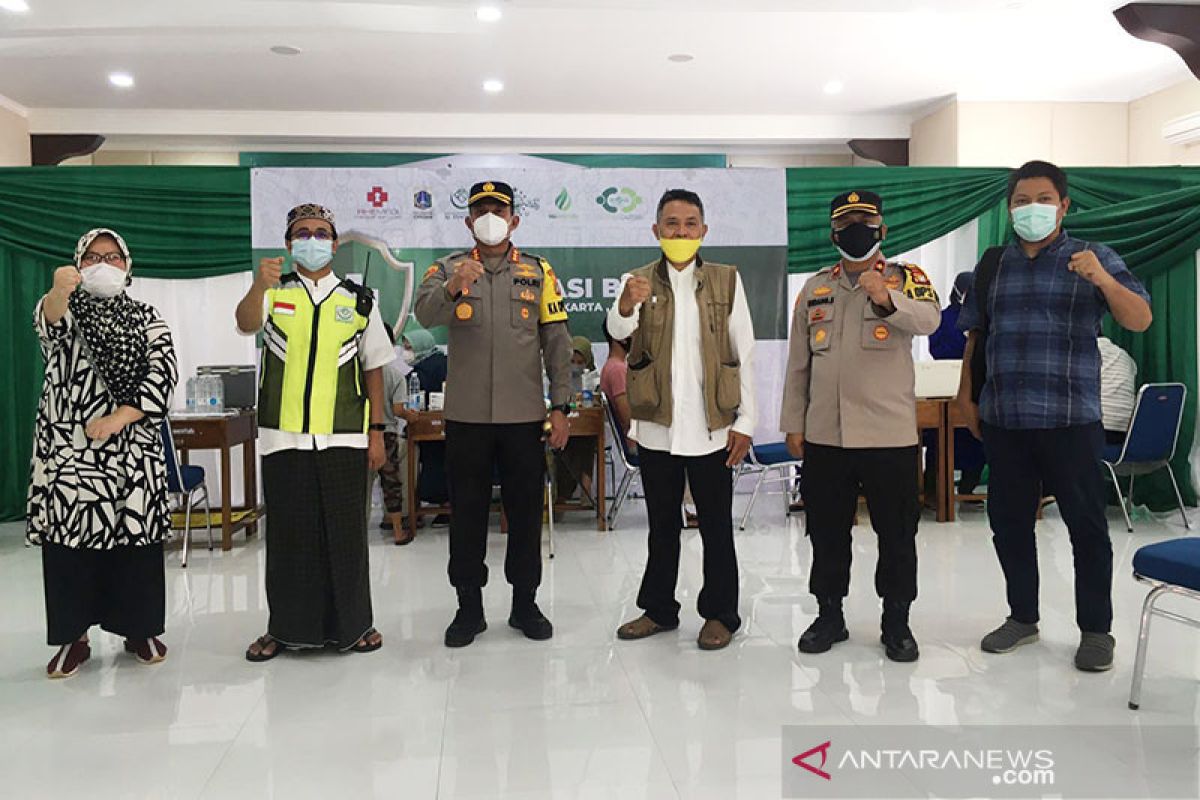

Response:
(832, 222), (883, 261)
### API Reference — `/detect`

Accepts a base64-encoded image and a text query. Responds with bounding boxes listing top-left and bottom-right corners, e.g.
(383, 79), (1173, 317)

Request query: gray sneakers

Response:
(1074, 632), (1116, 672)
(980, 618), (1040, 653)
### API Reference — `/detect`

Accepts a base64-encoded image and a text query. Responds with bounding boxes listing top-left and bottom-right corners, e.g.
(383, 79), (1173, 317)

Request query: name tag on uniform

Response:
(807, 297), (834, 307)
(273, 301), (296, 316)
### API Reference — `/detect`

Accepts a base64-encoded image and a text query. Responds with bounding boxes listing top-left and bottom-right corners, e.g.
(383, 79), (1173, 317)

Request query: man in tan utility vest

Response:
(606, 189), (757, 651)
(780, 190), (940, 663)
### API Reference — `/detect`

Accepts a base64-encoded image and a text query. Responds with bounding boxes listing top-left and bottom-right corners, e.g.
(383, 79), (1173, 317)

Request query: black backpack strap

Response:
(969, 246), (1004, 403)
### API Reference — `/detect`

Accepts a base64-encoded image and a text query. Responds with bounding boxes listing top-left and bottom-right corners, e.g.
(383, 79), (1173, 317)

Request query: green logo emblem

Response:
(596, 187), (643, 214)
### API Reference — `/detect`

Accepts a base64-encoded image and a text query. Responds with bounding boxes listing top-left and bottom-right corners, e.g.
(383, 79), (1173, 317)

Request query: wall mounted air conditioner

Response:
(1162, 112), (1200, 146)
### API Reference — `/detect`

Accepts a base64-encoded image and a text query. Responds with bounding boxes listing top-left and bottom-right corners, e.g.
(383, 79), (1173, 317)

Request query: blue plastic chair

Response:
(1129, 537), (1200, 710)
(1102, 383), (1191, 532)
(602, 391), (641, 530)
(161, 418), (213, 567)
(736, 442), (803, 531)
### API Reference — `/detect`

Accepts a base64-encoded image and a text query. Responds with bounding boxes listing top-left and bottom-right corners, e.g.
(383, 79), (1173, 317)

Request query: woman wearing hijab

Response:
(554, 336), (598, 508)
(401, 325), (451, 520)
(28, 229), (178, 679)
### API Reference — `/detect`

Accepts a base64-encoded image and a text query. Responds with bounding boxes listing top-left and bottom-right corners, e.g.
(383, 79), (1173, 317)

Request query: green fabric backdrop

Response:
(0, 167), (249, 520)
(0, 164), (1195, 518)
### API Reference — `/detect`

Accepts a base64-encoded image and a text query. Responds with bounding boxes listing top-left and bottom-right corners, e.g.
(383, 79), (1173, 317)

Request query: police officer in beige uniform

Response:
(415, 181), (573, 648)
(780, 190), (940, 662)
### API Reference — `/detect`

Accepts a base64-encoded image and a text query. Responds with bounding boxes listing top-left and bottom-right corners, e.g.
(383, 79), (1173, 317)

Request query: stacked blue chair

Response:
(735, 442), (803, 531)
(1129, 537), (1200, 710)
(1102, 383), (1191, 532)
(161, 419), (214, 567)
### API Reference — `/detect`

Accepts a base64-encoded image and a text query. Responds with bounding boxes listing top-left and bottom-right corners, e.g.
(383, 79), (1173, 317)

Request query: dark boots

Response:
(881, 599), (919, 662)
(445, 588), (487, 648)
(508, 589), (553, 641)
(798, 596), (850, 654)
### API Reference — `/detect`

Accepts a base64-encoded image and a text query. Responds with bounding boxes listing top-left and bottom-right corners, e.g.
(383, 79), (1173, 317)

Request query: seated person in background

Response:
(1098, 335), (1137, 446)
(925, 271), (986, 495)
(402, 324), (451, 524)
(378, 323), (417, 544)
(600, 318), (633, 442)
(555, 336), (598, 506)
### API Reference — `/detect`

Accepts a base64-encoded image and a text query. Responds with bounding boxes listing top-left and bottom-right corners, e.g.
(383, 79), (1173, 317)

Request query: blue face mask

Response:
(1011, 203), (1060, 243)
(292, 238), (333, 271)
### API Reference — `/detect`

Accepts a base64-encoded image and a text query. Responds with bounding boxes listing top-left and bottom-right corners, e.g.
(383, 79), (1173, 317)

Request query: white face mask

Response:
(400, 346), (415, 364)
(80, 263), (127, 298)
(472, 212), (511, 247)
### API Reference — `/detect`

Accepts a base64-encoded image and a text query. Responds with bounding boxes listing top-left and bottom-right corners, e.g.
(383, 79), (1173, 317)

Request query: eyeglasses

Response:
(290, 229), (334, 241)
(80, 252), (127, 266)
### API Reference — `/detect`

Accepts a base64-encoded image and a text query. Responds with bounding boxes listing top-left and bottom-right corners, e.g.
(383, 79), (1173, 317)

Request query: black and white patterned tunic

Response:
(26, 296), (178, 550)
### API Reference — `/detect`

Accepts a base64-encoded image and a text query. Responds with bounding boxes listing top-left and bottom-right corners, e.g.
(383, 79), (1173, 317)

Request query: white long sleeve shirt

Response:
(606, 262), (756, 457)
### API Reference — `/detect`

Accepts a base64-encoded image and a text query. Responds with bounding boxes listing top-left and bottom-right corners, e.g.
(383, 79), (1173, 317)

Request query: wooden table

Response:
(169, 409), (263, 551)
(404, 405), (608, 539)
(916, 397), (953, 523)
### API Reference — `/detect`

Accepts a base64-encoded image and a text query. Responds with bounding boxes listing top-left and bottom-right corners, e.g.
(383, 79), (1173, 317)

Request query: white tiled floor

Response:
(0, 494), (1197, 799)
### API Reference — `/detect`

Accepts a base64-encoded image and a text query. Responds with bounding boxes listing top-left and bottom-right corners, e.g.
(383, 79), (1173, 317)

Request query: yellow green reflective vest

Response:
(258, 274), (372, 434)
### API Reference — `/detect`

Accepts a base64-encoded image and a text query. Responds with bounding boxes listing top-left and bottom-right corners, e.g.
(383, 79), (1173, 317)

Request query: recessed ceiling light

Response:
(667, 53), (694, 63)
(823, 80), (844, 95)
(483, 79), (504, 93)
(270, 45), (302, 56)
(476, 5), (502, 22)
(0, 0), (30, 12)
(108, 72), (135, 89)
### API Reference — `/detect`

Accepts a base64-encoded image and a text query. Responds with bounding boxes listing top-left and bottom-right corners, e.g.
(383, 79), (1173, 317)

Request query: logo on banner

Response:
(514, 188), (541, 213)
(367, 186), (389, 208)
(357, 185), (400, 220)
(413, 189), (434, 220)
(450, 188), (471, 210)
(596, 186), (644, 215)
(550, 187), (578, 220)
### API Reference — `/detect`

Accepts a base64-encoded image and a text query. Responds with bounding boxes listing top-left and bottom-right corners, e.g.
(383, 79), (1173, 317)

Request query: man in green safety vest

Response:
(235, 203), (393, 662)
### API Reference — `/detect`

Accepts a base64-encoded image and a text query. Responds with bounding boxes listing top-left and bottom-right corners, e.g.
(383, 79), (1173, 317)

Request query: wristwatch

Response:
(549, 404), (572, 415)
(368, 423), (388, 432)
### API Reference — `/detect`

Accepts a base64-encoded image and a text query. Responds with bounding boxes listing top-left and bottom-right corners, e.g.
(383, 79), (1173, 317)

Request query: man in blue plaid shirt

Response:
(955, 160), (1152, 673)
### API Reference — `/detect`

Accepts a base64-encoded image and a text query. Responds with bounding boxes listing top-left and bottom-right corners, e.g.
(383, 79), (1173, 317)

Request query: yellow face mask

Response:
(659, 238), (702, 265)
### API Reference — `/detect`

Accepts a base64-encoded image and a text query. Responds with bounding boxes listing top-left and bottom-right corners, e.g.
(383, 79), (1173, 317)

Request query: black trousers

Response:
(445, 420), (545, 593)
(981, 421), (1113, 633)
(636, 446), (741, 632)
(42, 542), (165, 646)
(802, 443), (920, 603)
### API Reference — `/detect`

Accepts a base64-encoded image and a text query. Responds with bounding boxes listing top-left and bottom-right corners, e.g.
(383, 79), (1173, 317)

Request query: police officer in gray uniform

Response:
(780, 190), (941, 662)
(415, 181), (573, 648)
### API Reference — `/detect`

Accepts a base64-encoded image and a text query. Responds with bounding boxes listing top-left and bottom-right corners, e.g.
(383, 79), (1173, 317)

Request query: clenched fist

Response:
(448, 258), (484, 297)
(51, 265), (81, 298)
(858, 270), (892, 307)
(618, 275), (652, 316)
(255, 256), (284, 291)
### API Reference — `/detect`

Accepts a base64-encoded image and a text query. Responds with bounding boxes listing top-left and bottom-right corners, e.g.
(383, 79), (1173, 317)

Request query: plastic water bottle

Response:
(407, 372), (424, 411)
(212, 375), (225, 414)
(185, 376), (197, 413)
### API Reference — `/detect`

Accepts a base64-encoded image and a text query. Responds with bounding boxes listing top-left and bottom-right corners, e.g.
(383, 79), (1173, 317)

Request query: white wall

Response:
(1129, 79), (1200, 166)
(0, 101), (30, 167)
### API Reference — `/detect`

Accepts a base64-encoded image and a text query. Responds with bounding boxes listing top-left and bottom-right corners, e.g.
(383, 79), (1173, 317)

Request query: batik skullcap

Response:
(286, 203), (338, 239)
(74, 228), (132, 270)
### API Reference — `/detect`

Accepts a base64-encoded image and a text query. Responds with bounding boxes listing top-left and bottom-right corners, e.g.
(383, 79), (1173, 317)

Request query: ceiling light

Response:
(108, 72), (134, 89)
(270, 45), (302, 56)
(823, 80), (844, 95)
(0, 0), (30, 12)
(483, 79), (504, 93)
(667, 53), (694, 63)
(476, 5), (502, 22)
